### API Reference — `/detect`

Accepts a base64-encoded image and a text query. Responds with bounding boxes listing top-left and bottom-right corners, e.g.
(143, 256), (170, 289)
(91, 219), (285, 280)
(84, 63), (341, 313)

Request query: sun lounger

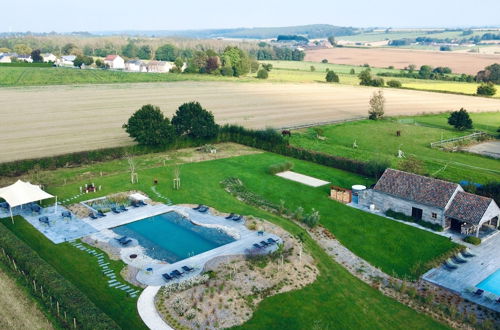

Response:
(267, 238), (278, 244)
(198, 206), (208, 213)
(97, 210), (106, 217)
(253, 243), (262, 249)
(496, 297), (500, 304)
(452, 255), (467, 264)
(193, 204), (203, 210)
(474, 289), (484, 296)
(31, 205), (41, 213)
(443, 261), (457, 271)
(131, 201), (140, 208)
(162, 273), (173, 281)
(61, 211), (72, 219)
(462, 249), (475, 258)
(119, 205), (128, 212)
(260, 241), (269, 247)
(172, 270), (183, 277)
(232, 215), (243, 221)
(120, 239), (132, 246)
(182, 266), (194, 272)
(225, 213), (235, 219)
(169, 271), (181, 278)
(138, 200), (147, 206)
(89, 213), (98, 220)
(111, 207), (121, 214)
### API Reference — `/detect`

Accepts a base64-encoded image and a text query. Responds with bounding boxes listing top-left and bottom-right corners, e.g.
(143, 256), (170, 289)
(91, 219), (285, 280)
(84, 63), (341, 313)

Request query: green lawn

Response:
(403, 112), (500, 135)
(1, 151), (454, 328)
(289, 117), (500, 184)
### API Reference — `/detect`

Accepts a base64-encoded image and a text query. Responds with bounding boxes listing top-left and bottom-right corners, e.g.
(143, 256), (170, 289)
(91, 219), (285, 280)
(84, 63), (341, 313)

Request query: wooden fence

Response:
(430, 131), (489, 148)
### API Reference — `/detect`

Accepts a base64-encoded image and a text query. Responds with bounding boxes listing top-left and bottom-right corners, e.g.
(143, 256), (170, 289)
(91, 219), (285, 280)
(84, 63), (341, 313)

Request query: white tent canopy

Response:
(0, 180), (54, 208)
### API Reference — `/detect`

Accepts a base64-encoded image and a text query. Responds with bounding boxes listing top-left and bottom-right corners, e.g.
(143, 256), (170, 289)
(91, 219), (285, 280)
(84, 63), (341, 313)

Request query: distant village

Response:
(0, 52), (187, 73)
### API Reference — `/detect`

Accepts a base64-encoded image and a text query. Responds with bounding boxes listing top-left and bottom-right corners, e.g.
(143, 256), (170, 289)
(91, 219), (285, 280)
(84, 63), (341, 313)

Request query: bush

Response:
(448, 108), (473, 131)
(0, 222), (119, 329)
(365, 157), (390, 179)
(172, 102), (219, 139)
(268, 161), (294, 174)
(123, 104), (175, 146)
(370, 77), (384, 87)
(387, 80), (402, 88)
(325, 70), (339, 83)
(321, 59), (328, 63)
(256, 69), (269, 79)
(386, 209), (443, 231)
(477, 83), (497, 96)
(463, 236), (481, 245)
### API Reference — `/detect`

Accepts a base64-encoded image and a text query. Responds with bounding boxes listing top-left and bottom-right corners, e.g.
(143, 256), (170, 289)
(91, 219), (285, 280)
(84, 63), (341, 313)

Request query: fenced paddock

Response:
(430, 131), (490, 148)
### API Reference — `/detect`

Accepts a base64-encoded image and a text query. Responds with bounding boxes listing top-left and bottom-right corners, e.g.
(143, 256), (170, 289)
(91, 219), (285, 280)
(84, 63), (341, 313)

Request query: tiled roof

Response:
(374, 169), (459, 208)
(445, 191), (493, 225)
(105, 55), (119, 61)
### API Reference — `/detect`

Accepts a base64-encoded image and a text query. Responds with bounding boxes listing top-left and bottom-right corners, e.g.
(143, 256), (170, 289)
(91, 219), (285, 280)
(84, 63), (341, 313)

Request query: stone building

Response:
(360, 169), (499, 237)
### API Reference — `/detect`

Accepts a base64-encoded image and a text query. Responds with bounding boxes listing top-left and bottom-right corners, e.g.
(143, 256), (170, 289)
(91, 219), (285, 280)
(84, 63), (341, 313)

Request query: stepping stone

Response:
(108, 279), (117, 283)
(109, 282), (120, 288)
(120, 286), (130, 290)
(126, 288), (135, 293)
(104, 270), (113, 274)
(115, 285), (125, 289)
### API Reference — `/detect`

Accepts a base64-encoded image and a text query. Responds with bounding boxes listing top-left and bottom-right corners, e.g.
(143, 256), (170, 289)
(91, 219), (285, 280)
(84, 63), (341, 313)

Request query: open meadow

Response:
(289, 112), (500, 184)
(305, 47), (500, 74)
(1, 81), (500, 163)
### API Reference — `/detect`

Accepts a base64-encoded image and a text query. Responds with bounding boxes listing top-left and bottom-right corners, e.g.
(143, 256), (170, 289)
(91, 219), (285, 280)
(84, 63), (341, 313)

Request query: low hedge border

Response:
(0, 221), (119, 329)
(385, 209), (444, 232)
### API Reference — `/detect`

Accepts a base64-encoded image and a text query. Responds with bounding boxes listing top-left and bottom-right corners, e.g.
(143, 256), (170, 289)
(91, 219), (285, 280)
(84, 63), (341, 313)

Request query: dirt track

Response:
(1, 81), (500, 163)
(305, 48), (500, 74)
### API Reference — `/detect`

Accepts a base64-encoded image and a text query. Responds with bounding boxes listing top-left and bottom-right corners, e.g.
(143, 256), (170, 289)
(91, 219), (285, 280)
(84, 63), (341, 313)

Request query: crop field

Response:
(335, 30), (490, 42)
(289, 113), (500, 184)
(2, 81), (500, 163)
(305, 47), (500, 74)
(0, 268), (54, 329)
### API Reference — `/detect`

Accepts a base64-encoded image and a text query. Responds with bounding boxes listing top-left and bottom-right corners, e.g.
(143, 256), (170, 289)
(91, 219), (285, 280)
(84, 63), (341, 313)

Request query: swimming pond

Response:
(477, 268), (500, 296)
(112, 212), (235, 263)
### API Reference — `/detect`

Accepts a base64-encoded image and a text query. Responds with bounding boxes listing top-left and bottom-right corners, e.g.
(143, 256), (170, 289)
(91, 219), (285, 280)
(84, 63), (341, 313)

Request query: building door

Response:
(411, 207), (423, 220)
(450, 218), (463, 232)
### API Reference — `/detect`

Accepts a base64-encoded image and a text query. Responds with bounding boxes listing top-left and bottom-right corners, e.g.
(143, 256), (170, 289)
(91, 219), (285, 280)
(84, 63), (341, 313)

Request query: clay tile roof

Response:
(445, 191), (493, 225)
(374, 169), (459, 208)
(105, 55), (118, 61)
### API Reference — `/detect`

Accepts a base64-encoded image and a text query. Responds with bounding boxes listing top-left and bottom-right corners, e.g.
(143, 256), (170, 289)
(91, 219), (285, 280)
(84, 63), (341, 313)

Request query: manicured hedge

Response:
(386, 209), (443, 232)
(463, 236), (481, 245)
(268, 161), (294, 174)
(0, 222), (119, 329)
(0, 62), (53, 67)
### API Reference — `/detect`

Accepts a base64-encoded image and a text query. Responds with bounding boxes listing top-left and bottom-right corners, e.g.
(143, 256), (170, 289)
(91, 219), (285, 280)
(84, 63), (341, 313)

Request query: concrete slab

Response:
(276, 170), (330, 187)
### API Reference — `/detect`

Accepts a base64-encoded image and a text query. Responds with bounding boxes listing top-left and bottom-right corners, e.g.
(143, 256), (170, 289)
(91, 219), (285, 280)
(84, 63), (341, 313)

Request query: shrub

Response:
(349, 68), (355, 75)
(385, 209), (443, 231)
(172, 102), (219, 139)
(321, 59), (328, 63)
(365, 157), (390, 179)
(268, 161), (294, 174)
(123, 104), (175, 146)
(0, 222), (119, 329)
(325, 70), (339, 83)
(387, 80), (402, 88)
(256, 69), (269, 79)
(463, 236), (481, 245)
(477, 83), (497, 96)
(310, 66), (315, 72)
(368, 90), (385, 120)
(370, 77), (384, 87)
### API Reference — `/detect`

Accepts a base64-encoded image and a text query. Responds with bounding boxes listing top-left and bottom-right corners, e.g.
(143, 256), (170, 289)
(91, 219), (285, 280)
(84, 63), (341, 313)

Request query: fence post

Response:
(57, 301), (60, 316)
(74, 318), (77, 329)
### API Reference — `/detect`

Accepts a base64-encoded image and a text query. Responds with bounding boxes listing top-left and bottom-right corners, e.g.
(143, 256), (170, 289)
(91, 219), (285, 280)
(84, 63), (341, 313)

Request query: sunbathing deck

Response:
(423, 233), (500, 312)
(275, 171), (330, 187)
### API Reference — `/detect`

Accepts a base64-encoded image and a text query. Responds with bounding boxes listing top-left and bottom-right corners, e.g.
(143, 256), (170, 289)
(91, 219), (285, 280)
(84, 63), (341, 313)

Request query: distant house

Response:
(104, 55), (125, 69)
(57, 55), (77, 66)
(17, 55), (33, 63)
(0, 54), (12, 63)
(361, 169), (499, 237)
(146, 60), (173, 73)
(125, 60), (147, 72)
(42, 53), (57, 62)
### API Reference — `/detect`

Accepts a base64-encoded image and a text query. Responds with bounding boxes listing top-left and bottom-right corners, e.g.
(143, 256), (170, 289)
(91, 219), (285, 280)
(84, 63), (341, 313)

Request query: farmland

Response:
(289, 112), (500, 184)
(305, 47), (500, 74)
(2, 81), (500, 163)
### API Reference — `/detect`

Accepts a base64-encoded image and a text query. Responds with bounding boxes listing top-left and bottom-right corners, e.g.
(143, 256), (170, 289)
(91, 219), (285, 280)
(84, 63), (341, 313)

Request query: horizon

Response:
(2, 0), (500, 33)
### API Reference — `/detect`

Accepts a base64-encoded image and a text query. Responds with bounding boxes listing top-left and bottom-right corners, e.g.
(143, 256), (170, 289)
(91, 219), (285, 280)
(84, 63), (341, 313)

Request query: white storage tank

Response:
(351, 185), (366, 204)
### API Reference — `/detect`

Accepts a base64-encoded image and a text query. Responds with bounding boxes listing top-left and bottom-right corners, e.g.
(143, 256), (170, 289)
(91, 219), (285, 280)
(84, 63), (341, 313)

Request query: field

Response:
(335, 30), (490, 43)
(2, 149), (455, 329)
(0, 267), (54, 329)
(289, 113), (500, 184)
(265, 60), (496, 97)
(2, 81), (500, 163)
(305, 47), (500, 74)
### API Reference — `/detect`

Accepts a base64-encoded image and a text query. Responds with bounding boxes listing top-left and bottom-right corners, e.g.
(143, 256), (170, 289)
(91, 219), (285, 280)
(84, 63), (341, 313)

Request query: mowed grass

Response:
(405, 112), (500, 135)
(16, 151), (454, 328)
(289, 116), (500, 184)
(0, 267), (54, 329)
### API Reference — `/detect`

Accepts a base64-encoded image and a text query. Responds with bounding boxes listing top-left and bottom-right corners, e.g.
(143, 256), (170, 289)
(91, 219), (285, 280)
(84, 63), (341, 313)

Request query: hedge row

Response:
(0, 124), (371, 179)
(463, 236), (481, 245)
(0, 222), (119, 329)
(386, 209), (444, 232)
(268, 161), (294, 174)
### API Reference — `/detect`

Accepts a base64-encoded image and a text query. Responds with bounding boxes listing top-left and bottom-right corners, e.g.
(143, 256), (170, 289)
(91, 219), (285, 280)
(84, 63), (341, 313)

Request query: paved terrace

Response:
(423, 233), (500, 312)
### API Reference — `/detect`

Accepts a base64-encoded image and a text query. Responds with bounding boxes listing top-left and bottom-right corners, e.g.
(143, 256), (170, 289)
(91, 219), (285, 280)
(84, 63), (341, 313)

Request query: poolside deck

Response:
(423, 233), (500, 312)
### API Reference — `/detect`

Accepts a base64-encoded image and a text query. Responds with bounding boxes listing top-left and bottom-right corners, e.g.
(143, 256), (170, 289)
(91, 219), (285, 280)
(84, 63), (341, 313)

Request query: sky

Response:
(2, 0), (500, 32)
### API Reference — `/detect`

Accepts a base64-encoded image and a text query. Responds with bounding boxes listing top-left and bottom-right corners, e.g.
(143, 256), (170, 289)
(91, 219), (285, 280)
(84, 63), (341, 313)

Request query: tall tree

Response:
(171, 102), (218, 139)
(325, 70), (339, 83)
(61, 43), (78, 55)
(122, 42), (138, 58)
(137, 45), (152, 60)
(122, 104), (175, 146)
(448, 108), (473, 131)
(31, 49), (43, 62)
(368, 90), (385, 120)
(13, 44), (32, 55)
(328, 36), (336, 46)
(155, 44), (177, 61)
